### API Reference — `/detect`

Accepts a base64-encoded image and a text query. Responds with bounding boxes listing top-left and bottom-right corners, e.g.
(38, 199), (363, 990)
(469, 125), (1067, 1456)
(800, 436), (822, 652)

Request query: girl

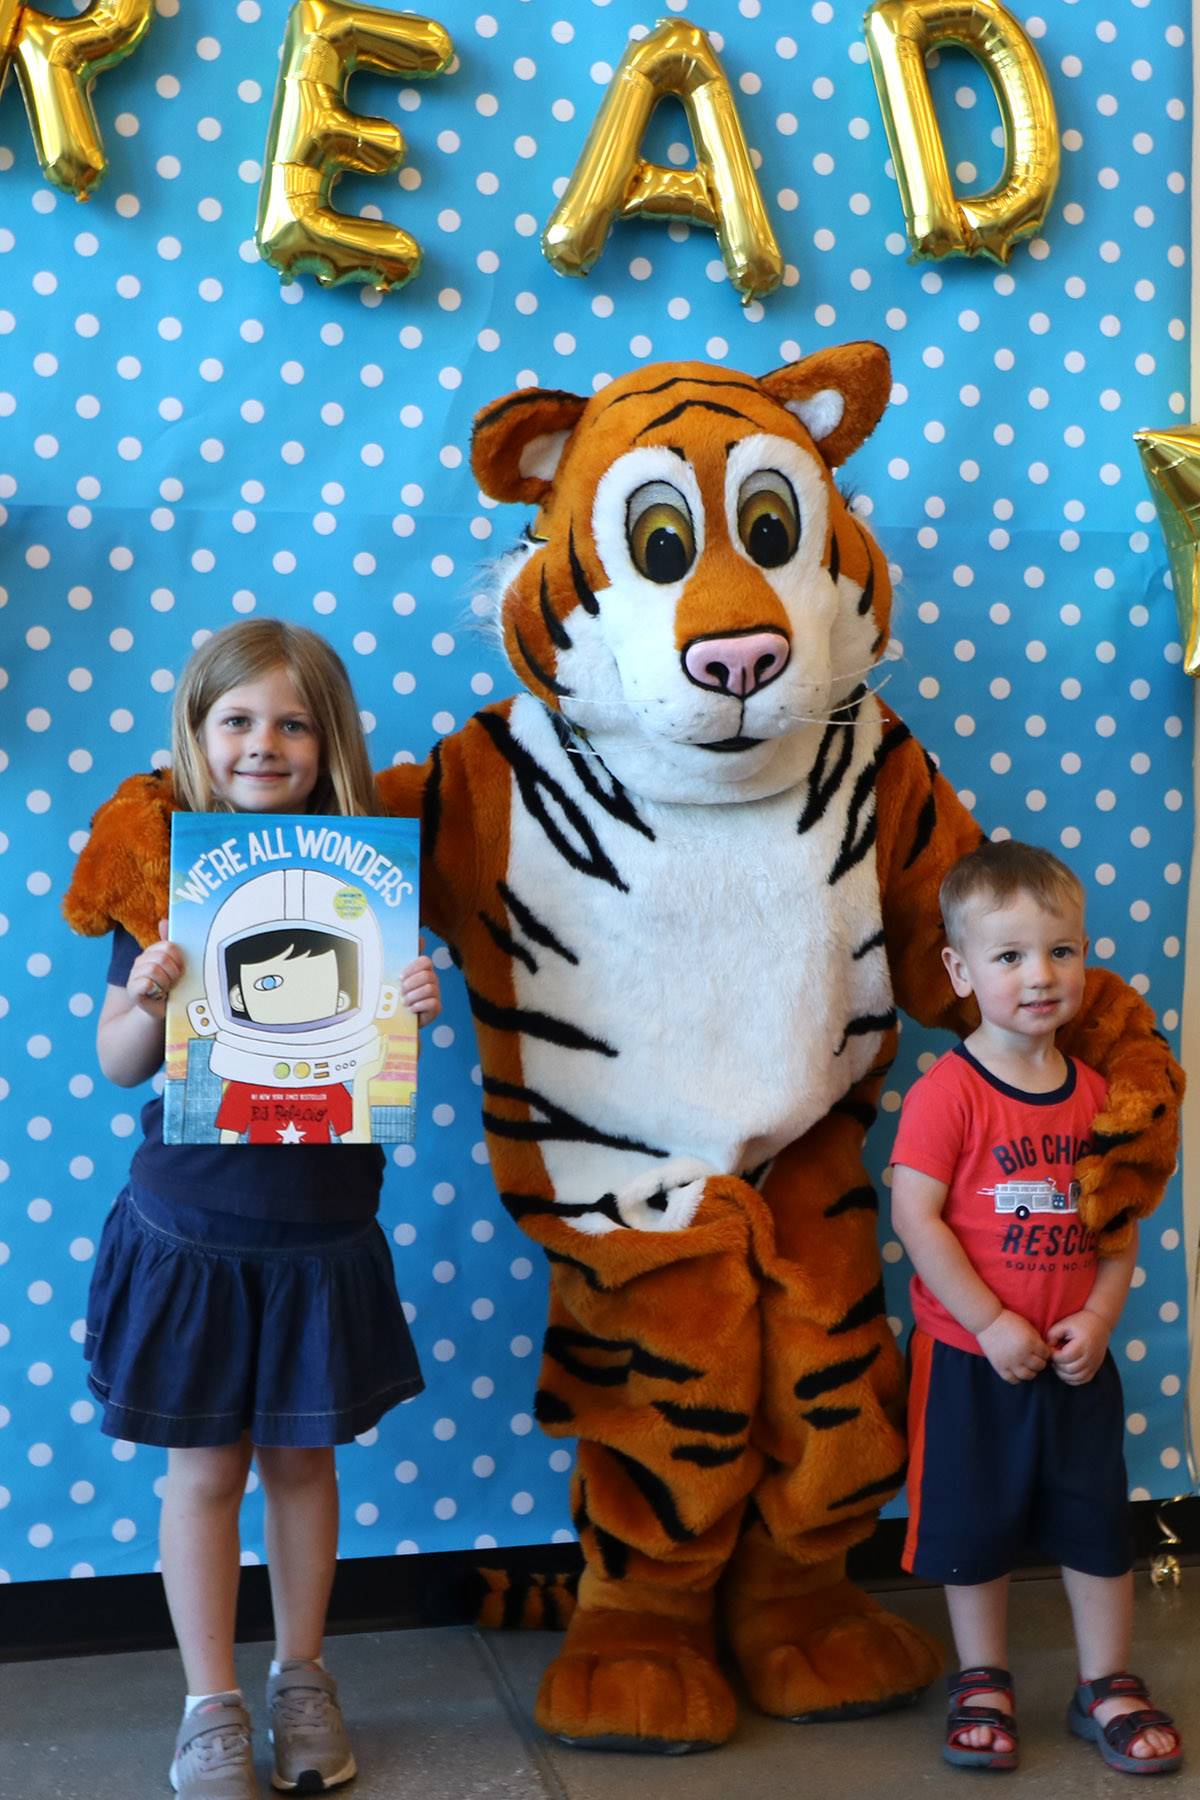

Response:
(79, 620), (440, 1798)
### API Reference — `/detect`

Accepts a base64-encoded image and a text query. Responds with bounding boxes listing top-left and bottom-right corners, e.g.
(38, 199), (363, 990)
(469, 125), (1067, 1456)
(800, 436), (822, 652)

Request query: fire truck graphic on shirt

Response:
(980, 1178), (1081, 1220)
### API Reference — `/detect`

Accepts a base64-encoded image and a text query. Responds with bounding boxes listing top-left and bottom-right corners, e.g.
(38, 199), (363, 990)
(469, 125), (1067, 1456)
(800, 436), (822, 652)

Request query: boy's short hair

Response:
(940, 839), (1085, 950)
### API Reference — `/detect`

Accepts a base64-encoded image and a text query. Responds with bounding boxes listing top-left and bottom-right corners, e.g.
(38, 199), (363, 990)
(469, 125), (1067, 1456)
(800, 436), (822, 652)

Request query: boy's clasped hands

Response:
(976, 1303), (1113, 1387)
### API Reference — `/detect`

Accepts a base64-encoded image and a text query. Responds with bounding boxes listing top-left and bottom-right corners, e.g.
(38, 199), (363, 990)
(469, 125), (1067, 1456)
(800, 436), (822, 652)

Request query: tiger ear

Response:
(759, 341), (892, 469)
(471, 385), (591, 505)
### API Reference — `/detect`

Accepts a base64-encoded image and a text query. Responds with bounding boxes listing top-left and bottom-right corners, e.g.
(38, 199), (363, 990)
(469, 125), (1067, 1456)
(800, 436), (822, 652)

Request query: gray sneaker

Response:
(170, 1696), (256, 1799)
(267, 1661), (356, 1792)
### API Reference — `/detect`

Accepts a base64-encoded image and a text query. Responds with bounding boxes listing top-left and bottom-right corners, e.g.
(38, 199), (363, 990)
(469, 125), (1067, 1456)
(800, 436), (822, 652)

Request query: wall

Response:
(0, 0), (1194, 1581)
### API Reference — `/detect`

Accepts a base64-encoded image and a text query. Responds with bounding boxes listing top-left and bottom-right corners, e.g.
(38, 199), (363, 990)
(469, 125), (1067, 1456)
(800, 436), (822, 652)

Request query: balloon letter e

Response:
(256, 0), (453, 293)
(865, 0), (1058, 265)
(0, 0), (152, 199)
(542, 19), (782, 304)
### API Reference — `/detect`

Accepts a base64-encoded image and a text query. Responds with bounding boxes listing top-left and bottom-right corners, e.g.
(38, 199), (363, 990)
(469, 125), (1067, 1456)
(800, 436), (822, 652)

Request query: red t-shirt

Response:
(891, 1044), (1107, 1354)
(214, 1079), (354, 1145)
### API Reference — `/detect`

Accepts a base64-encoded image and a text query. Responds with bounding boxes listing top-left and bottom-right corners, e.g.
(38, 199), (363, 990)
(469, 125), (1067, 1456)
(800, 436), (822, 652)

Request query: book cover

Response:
(163, 812), (421, 1146)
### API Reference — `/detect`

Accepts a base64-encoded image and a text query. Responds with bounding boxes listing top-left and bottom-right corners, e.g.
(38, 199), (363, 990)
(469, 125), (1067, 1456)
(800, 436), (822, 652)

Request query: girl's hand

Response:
(1047, 1309), (1110, 1385)
(401, 950), (441, 1027)
(128, 921), (184, 1018)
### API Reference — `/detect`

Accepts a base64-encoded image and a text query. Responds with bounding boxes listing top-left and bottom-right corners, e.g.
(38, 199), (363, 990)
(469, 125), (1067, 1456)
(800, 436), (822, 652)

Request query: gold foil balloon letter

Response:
(256, 0), (454, 293)
(1135, 426), (1200, 677)
(542, 19), (782, 303)
(864, 0), (1059, 264)
(0, 0), (153, 198)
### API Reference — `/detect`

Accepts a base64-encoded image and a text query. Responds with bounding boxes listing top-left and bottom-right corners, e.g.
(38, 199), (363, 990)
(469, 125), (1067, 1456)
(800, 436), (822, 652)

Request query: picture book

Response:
(163, 812), (421, 1146)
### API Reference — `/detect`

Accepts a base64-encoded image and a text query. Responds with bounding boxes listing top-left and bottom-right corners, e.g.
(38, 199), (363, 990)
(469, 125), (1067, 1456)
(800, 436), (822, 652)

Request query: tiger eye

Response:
(626, 481), (697, 584)
(737, 471), (800, 569)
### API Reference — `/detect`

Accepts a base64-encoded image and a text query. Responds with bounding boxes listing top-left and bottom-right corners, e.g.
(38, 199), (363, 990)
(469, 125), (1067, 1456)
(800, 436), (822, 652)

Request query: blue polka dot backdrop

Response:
(0, 0), (1194, 1582)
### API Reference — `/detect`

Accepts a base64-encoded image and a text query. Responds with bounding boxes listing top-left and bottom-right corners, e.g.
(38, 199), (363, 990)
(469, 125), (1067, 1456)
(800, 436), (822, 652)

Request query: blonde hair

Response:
(171, 619), (376, 816)
(940, 839), (1084, 950)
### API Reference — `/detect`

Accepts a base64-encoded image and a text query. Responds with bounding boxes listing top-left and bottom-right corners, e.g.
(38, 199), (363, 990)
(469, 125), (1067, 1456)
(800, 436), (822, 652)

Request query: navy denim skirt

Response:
(84, 1188), (424, 1448)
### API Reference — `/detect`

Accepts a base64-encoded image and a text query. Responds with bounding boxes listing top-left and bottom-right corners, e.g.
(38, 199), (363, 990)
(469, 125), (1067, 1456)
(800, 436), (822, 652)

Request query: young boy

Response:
(890, 839), (1181, 1776)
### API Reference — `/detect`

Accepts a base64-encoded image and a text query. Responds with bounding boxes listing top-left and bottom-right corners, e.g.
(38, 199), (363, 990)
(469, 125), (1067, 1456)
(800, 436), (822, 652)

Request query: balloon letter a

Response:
(0, 0), (153, 198)
(256, 0), (453, 292)
(542, 20), (782, 303)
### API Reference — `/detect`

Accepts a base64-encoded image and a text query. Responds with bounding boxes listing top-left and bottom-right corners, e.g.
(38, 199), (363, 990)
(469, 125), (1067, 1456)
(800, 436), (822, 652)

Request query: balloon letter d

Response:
(865, 0), (1059, 264)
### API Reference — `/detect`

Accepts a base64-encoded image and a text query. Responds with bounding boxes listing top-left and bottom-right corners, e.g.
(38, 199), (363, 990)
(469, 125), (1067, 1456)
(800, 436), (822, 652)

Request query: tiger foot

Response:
(534, 1607), (737, 1753)
(729, 1577), (943, 1722)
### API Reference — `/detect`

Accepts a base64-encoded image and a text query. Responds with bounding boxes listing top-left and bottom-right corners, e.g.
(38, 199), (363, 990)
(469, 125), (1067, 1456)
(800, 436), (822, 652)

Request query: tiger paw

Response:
(729, 1577), (942, 1722)
(534, 1607), (737, 1753)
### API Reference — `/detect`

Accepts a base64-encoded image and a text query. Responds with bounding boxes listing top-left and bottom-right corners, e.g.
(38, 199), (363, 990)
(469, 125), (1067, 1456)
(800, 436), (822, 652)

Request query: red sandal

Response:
(944, 1666), (1018, 1771)
(1068, 1672), (1182, 1776)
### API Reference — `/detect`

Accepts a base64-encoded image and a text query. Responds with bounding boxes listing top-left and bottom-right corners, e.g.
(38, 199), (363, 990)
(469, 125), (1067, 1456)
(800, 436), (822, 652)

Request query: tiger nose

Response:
(682, 630), (791, 697)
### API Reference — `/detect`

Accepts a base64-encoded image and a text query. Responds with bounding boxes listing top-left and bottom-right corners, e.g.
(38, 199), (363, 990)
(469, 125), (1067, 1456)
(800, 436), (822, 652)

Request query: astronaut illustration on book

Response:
(185, 867), (400, 1144)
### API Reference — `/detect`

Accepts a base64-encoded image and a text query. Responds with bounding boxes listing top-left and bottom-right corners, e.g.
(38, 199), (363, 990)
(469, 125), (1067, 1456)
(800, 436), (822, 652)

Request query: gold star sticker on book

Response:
(1134, 424), (1200, 676)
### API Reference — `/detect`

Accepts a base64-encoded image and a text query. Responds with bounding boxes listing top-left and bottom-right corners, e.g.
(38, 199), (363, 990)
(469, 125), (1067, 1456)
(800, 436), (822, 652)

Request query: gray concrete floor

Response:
(2, 1574), (1197, 1799)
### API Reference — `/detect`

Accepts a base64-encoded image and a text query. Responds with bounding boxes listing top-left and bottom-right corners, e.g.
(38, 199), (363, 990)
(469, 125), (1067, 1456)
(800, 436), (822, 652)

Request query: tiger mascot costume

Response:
(66, 343), (1182, 1754)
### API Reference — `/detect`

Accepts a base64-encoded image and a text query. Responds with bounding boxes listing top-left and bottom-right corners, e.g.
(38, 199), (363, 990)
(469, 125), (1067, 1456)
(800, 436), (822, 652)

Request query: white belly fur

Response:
(505, 694), (893, 1212)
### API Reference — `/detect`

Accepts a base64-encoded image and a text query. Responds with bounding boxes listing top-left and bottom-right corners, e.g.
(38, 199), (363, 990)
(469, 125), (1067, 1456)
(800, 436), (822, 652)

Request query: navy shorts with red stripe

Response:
(903, 1329), (1132, 1586)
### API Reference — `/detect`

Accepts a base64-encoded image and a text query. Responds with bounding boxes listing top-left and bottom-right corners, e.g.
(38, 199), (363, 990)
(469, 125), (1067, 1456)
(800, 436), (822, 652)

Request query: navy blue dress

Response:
(84, 929), (424, 1446)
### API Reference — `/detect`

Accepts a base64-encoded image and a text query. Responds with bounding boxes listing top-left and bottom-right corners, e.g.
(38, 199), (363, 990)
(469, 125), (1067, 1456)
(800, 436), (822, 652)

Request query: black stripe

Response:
(593, 1523), (630, 1581)
(793, 1344), (881, 1401)
(478, 909), (537, 975)
(513, 620), (572, 698)
(422, 741), (444, 865)
(797, 706), (858, 838)
(466, 983), (618, 1058)
(484, 1078), (667, 1157)
(824, 1184), (878, 1219)
(473, 384), (582, 430)
(476, 709), (626, 890)
(1091, 1128), (1140, 1155)
(637, 397), (756, 437)
(1099, 1206), (1133, 1238)
(828, 529), (840, 583)
(498, 880), (579, 965)
(670, 1443), (746, 1467)
(801, 1404), (861, 1430)
(852, 927), (886, 960)
(544, 1245), (602, 1291)
(543, 1324), (631, 1387)
(853, 522), (877, 616)
(605, 373), (761, 406)
(568, 526), (599, 616)
(606, 1446), (695, 1542)
(573, 1482), (589, 1537)
(832, 1097), (877, 1133)
(539, 564), (573, 650)
(828, 1459), (907, 1511)
(630, 1346), (703, 1383)
(653, 1401), (749, 1435)
(903, 788), (937, 870)
(533, 1387), (575, 1425)
(829, 720), (913, 887)
(828, 1279), (887, 1337)
(500, 1189), (628, 1230)
(833, 1008), (898, 1057)
(549, 712), (655, 841)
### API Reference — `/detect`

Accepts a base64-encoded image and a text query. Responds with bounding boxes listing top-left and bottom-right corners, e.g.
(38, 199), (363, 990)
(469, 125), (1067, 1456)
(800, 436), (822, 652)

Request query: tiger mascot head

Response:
(470, 342), (893, 803)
